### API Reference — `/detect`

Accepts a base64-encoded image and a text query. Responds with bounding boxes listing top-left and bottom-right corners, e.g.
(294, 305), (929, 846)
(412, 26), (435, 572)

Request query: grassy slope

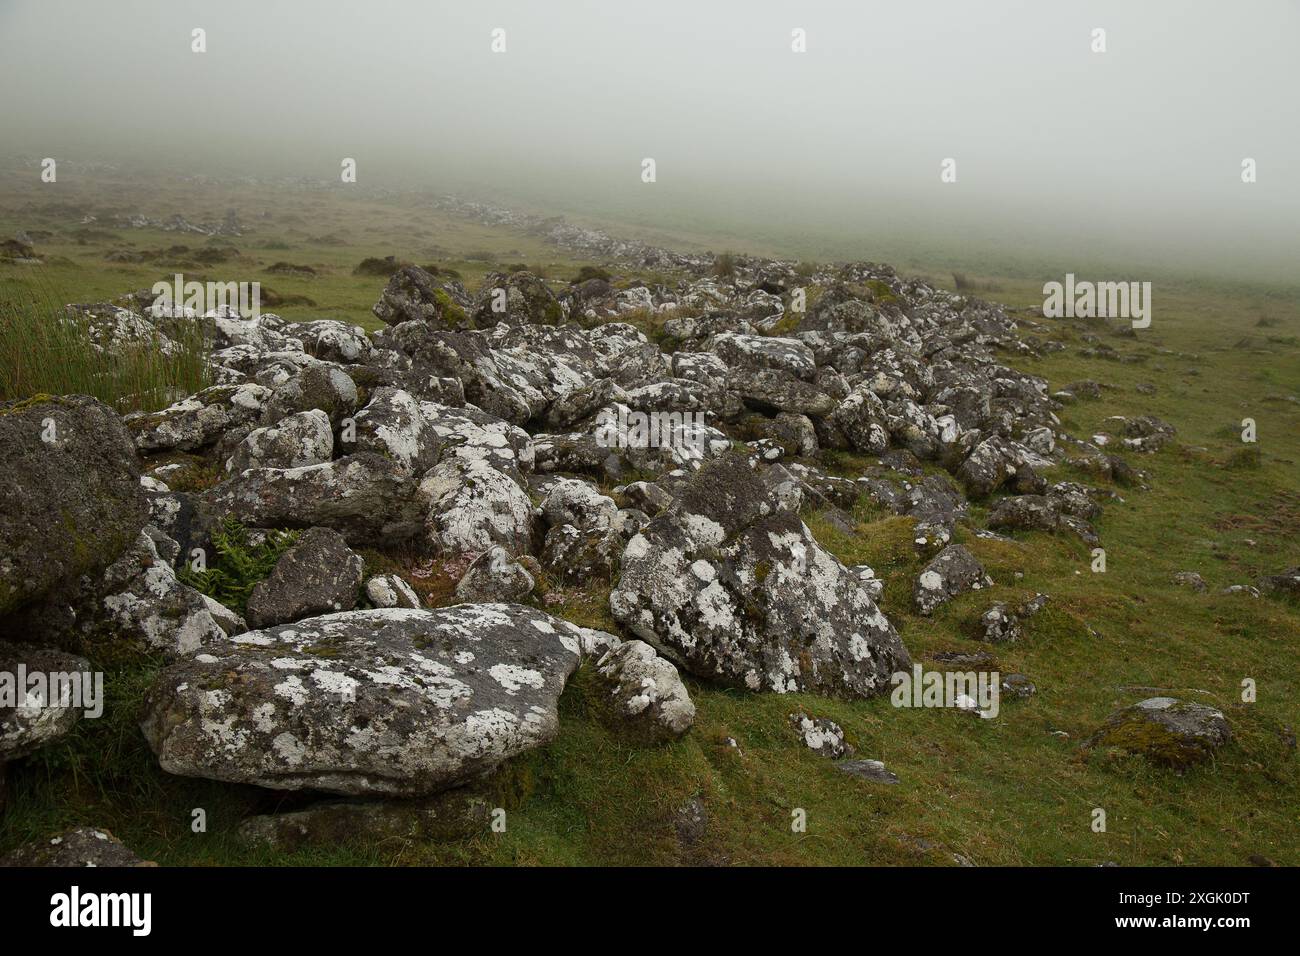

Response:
(0, 174), (1296, 866)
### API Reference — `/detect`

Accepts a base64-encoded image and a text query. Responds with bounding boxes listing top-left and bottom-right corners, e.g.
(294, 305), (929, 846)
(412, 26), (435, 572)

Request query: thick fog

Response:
(2, 0), (1297, 278)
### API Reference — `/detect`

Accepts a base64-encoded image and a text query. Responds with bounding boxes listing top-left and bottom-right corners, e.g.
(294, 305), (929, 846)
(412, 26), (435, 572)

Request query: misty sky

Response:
(1, 0), (1297, 277)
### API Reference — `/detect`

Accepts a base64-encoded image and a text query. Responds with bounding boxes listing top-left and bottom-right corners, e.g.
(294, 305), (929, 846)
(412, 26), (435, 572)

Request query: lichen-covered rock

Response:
(539, 477), (618, 532)
(455, 546), (535, 602)
(204, 452), (424, 545)
(245, 527), (364, 629)
(261, 362), (359, 426)
(974, 602), (1022, 643)
(0, 827), (154, 867)
(225, 408), (333, 473)
(126, 382), (271, 453)
(955, 435), (1044, 498)
(419, 456), (535, 556)
(1000, 673), (1036, 699)
(98, 530), (228, 655)
(141, 604), (590, 796)
(709, 332), (816, 380)
(372, 266), (473, 329)
(592, 640), (695, 743)
(914, 544), (992, 615)
(202, 593), (247, 636)
(620, 479), (674, 515)
(540, 523), (624, 584)
(1084, 697), (1231, 768)
(790, 713), (853, 758)
(987, 494), (1099, 547)
(472, 270), (564, 328)
(831, 386), (891, 454)
(1171, 571), (1208, 593)
(609, 453), (910, 697)
(731, 368), (835, 417)
(280, 319), (372, 364)
(1, 394), (148, 617)
(349, 386), (437, 474)
(365, 574), (422, 609)
(1117, 415), (1176, 453)
(1257, 567), (1300, 601)
(0, 643), (91, 759)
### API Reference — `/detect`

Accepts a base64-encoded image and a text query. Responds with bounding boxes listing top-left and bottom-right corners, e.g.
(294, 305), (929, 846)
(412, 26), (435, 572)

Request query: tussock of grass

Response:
(0, 286), (209, 413)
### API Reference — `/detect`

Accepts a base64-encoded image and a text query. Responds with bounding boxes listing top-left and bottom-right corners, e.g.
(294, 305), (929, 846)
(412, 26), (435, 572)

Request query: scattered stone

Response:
(1256, 567), (1300, 601)
(1000, 673), (1037, 699)
(835, 759), (899, 784)
(0, 827), (154, 867)
(1084, 697), (1231, 768)
(142, 605), (588, 796)
(1221, 584), (1260, 598)
(790, 713), (853, 758)
(1171, 571), (1208, 593)
(245, 527), (364, 629)
(592, 640), (695, 743)
(914, 544), (992, 615)
(455, 546), (535, 602)
(365, 574), (422, 609)
(674, 796), (709, 849)
(0, 643), (91, 760)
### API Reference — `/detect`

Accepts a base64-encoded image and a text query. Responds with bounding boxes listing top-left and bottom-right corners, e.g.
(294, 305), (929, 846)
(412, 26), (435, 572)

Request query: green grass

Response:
(0, 288), (210, 414)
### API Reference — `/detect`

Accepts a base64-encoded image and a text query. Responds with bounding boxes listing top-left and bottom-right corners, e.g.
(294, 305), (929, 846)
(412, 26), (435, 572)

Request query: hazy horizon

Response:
(2, 0), (1297, 280)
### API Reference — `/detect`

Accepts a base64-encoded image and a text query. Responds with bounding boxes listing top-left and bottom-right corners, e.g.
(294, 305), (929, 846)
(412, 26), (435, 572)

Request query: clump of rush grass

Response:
(0, 285), (210, 414)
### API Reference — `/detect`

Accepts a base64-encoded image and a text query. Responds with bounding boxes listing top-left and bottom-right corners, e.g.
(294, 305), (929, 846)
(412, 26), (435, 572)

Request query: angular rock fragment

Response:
(914, 544), (992, 615)
(455, 546), (535, 603)
(1, 394), (148, 617)
(0, 644), (92, 760)
(204, 452), (423, 545)
(0, 827), (154, 867)
(99, 530), (228, 655)
(245, 527), (364, 629)
(365, 574), (422, 609)
(225, 408), (333, 472)
(835, 759), (899, 785)
(592, 640), (695, 743)
(790, 713), (853, 758)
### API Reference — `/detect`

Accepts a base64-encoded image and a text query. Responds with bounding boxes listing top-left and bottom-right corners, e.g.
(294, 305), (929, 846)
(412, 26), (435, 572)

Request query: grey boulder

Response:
(592, 639), (695, 743)
(914, 544), (992, 615)
(1, 394), (148, 616)
(245, 527), (364, 629)
(1084, 697), (1231, 768)
(609, 453), (910, 697)
(141, 604), (589, 796)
